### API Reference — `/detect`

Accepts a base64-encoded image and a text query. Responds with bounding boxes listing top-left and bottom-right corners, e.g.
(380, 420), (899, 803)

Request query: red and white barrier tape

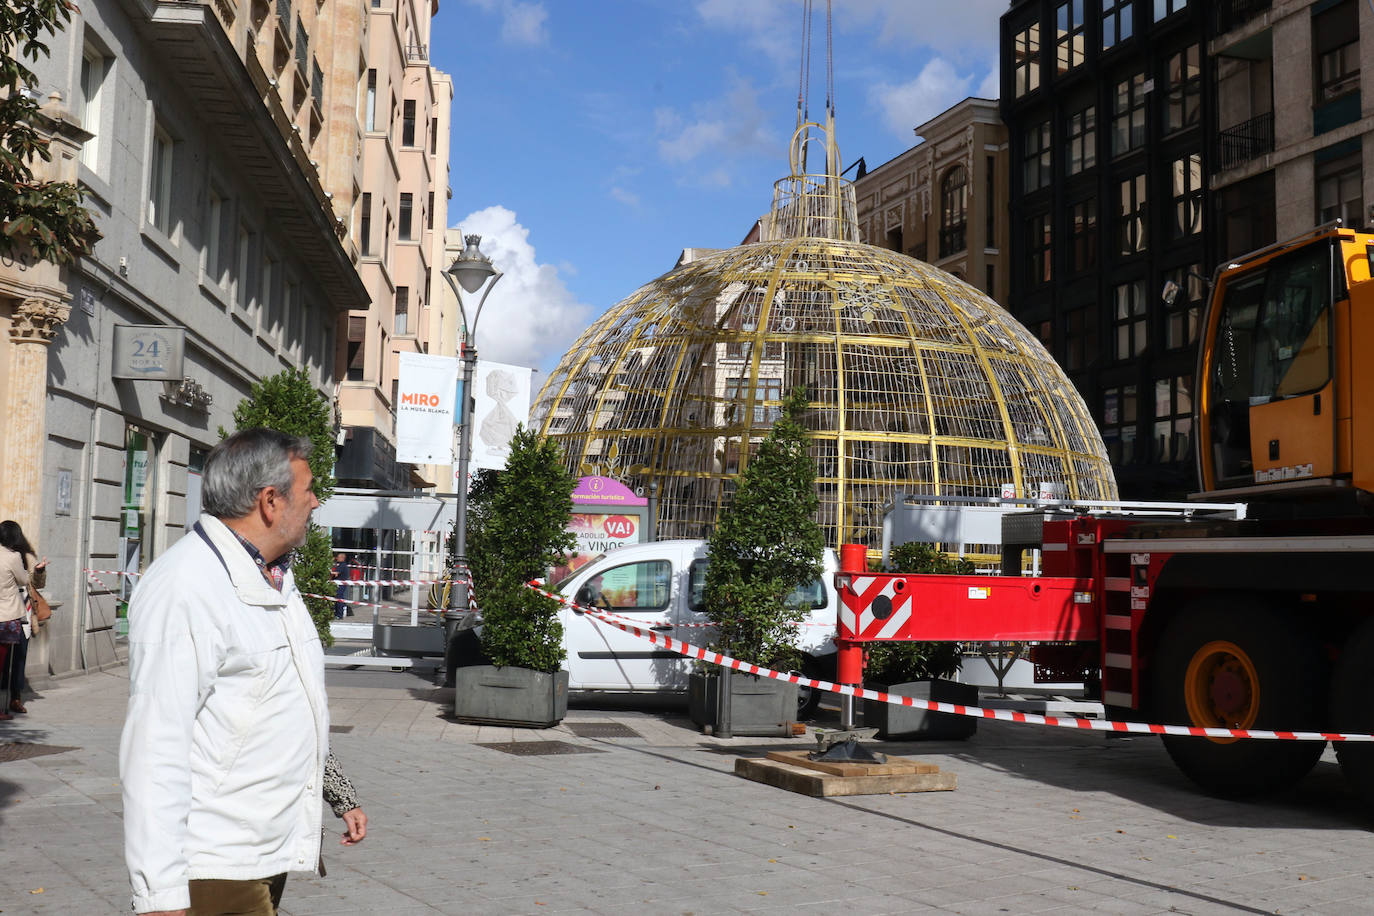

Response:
(525, 581), (1374, 744)
(327, 578), (454, 587)
(301, 590), (458, 613)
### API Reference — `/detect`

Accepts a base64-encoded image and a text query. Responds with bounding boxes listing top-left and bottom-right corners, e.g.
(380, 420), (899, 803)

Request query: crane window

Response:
(1208, 241), (1336, 484)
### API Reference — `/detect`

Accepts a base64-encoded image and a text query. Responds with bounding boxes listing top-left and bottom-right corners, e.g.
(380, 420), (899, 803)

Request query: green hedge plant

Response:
(467, 426), (576, 673)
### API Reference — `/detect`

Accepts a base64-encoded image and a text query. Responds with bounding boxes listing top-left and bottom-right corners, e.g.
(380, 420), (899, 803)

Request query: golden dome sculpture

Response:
(531, 112), (1117, 552)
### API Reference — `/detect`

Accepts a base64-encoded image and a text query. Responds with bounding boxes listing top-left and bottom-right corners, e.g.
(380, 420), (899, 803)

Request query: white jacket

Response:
(120, 514), (329, 914)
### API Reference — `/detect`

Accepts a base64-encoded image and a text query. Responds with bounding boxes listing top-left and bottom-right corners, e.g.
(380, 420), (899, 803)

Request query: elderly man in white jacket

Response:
(121, 428), (367, 916)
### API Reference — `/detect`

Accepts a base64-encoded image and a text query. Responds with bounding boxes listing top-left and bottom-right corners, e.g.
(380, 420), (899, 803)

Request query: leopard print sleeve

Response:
(322, 751), (361, 818)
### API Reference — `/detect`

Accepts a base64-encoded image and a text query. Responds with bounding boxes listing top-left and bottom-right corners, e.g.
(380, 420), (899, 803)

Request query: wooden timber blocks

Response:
(734, 749), (957, 797)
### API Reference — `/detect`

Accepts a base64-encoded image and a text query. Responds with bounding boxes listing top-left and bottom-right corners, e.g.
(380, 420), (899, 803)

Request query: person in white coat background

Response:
(120, 428), (367, 916)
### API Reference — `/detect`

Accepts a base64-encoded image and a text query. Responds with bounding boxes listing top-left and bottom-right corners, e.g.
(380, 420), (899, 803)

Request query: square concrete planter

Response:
(689, 671), (797, 738)
(452, 665), (569, 728)
(863, 678), (978, 741)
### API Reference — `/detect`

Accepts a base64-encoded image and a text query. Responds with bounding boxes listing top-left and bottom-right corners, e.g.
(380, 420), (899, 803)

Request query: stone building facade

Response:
(854, 98), (1011, 305)
(12, 0), (368, 678)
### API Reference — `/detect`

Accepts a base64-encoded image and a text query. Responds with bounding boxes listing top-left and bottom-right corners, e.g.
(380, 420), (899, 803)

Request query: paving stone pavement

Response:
(2, 665), (1373, 915)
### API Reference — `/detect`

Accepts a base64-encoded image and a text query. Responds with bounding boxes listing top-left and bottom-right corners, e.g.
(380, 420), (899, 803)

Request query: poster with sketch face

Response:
(471, 360), (532, 470)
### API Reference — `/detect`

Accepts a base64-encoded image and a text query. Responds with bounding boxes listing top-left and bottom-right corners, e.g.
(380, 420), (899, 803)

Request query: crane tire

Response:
(1152, 598), (1326, 798)
(1331, 619), (1374, 809)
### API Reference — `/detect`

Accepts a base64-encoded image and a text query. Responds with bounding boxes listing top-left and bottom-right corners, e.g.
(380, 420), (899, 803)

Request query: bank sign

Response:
(396, 352), (461, 464)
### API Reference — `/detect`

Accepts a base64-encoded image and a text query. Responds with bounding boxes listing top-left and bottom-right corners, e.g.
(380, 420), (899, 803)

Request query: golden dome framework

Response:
(532, 77), (1115, 551)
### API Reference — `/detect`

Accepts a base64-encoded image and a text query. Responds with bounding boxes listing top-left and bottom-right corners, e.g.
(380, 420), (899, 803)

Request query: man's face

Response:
(277, 456), (319, 550)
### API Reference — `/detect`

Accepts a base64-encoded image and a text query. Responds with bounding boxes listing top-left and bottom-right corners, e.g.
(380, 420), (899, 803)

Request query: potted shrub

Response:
(452, 427), (577, 727)
(862, 543), (979, 740)
(693, 389), (825, 737)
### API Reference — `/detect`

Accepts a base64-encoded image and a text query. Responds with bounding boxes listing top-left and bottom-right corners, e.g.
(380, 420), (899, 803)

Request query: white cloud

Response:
(655, 77), (774, 174)
(455, 206), (593, 370)
(610, 187), (641, 207)
(468, 0), (548, 46)
(976, 68), (999, 101)
(871, 57), (994, 140)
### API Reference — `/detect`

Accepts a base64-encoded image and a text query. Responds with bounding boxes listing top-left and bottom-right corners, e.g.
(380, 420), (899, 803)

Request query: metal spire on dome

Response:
(762, 0), (858, 243)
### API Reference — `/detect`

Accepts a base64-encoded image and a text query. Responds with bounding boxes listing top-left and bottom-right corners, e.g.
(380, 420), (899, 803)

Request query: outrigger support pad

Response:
(809, 727), (886, 764)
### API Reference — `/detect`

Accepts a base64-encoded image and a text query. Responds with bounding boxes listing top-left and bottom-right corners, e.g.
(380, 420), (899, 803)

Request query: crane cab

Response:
(1196, 225), (1374, 509)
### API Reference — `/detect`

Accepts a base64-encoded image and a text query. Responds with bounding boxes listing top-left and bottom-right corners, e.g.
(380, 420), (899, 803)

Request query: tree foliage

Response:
(863, 542), (968, 684)
(1, 0), (101, 265)
(468, 426), (576, 673)
(222, 368), (338, 645)
(703, 388), (824, 671)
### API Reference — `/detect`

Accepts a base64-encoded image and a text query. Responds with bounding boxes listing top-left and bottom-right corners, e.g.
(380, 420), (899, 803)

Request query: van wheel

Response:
(796, 654), (834, 721)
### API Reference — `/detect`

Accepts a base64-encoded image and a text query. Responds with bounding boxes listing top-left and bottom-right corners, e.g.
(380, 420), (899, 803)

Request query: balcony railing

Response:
(311, 59), (323, 113)
(294, 19), (308, 72)
(405, 42), (428, 63)
(1214, 0), (1270, 35)
(1217, 111), (1273, 171)
(276, 0), (291, 33)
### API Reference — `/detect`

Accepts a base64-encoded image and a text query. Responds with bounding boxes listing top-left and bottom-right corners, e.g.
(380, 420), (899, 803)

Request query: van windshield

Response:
(550, 558), (605, 594)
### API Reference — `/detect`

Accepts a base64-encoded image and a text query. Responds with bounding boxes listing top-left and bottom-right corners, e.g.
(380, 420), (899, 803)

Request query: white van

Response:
(552, 539), (839, 716)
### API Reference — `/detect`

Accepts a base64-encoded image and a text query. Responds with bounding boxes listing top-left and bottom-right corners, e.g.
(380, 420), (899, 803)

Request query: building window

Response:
(1112, 279), (1147, 360)
(1153, 0), (1187, 21)
(1118, 173), (1147, 255)
(399, 193), (413, 240)
(1027, 211), (1052, 288)
(1315, 1), (1360, 103)
(724, 377), (783, 426)
(347, 337), (364, 381)
(262, 255), (278, 331)
(402, 99), (416, 146)
(1154, 376), (1193, 463)
(1069, 198), (1098, 274)
(1165, 45), (1202, 133)
(1066, 105), (1096, 175)
(1056, 0), (1086, 74)
(1112, 72), (1147, 156)
(1102, 0), (1132, 49)
(206, 188), (229, 287)
(1065, 305), (1098, 371)
(1162, 263), (1203, 350)
(395, 286), (409, 335)
(985, 155), (996, 243)
(364, 69), (377, 131)
(427, 191), (434, 231)
(78, 47), (107, 171)
(1102, 384), (1138, 465)
(430, 118), (438, 154)
(939, 166), (968, 257)
(359, 192), (372, 256)
(236, 224), (253, 311)
(1316, 152), (1363, 225)
(148, 122), (174, 235)
(1170, 153), (1203, 239)
(1014, 23), (1041, 97)
(1023, 120), (1052, 192)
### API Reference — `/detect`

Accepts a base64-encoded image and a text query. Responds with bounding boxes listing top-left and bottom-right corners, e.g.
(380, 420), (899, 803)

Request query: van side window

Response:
(687, 561), (823, 611)
(688, 559), (708, 611)
(785, 579), (827, 610)
(598, 560), (672, 612)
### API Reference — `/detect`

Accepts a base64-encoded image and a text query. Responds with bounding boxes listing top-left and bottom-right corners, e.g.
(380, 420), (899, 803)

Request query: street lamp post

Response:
(441, 234), (503, 615)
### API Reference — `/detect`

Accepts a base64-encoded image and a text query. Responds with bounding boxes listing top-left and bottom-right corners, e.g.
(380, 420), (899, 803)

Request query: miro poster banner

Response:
(471, 360), (532, 470)
(396, 352), (461, 465)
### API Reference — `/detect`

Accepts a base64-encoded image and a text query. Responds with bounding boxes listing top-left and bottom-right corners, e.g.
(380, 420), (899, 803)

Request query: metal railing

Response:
(1216, 110), (1273, 171)
(1214, 0), (1270, 35)
(294, 19), (308, 73)
(405, 42), (428, 63)
(311, 59), (323, 113)
(277, 0), (291, 33)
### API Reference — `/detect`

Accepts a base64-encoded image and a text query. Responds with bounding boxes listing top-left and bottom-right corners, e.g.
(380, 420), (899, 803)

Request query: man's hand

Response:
(341, 807), (367, 845)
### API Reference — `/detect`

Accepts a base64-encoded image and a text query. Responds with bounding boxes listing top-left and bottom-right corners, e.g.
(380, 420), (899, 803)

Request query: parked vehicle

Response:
(553, 539), (839, 717)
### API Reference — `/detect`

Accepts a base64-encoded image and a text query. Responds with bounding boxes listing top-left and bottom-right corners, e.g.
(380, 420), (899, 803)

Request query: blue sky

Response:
(431, 0), (1004, 373)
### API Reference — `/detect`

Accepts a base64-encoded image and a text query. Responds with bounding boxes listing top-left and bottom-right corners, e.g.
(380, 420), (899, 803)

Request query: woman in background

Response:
(0, 520), (46, 718)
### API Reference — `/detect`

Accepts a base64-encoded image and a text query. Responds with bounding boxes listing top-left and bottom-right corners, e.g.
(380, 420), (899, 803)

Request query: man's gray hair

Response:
(202, 428), (314, 519)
